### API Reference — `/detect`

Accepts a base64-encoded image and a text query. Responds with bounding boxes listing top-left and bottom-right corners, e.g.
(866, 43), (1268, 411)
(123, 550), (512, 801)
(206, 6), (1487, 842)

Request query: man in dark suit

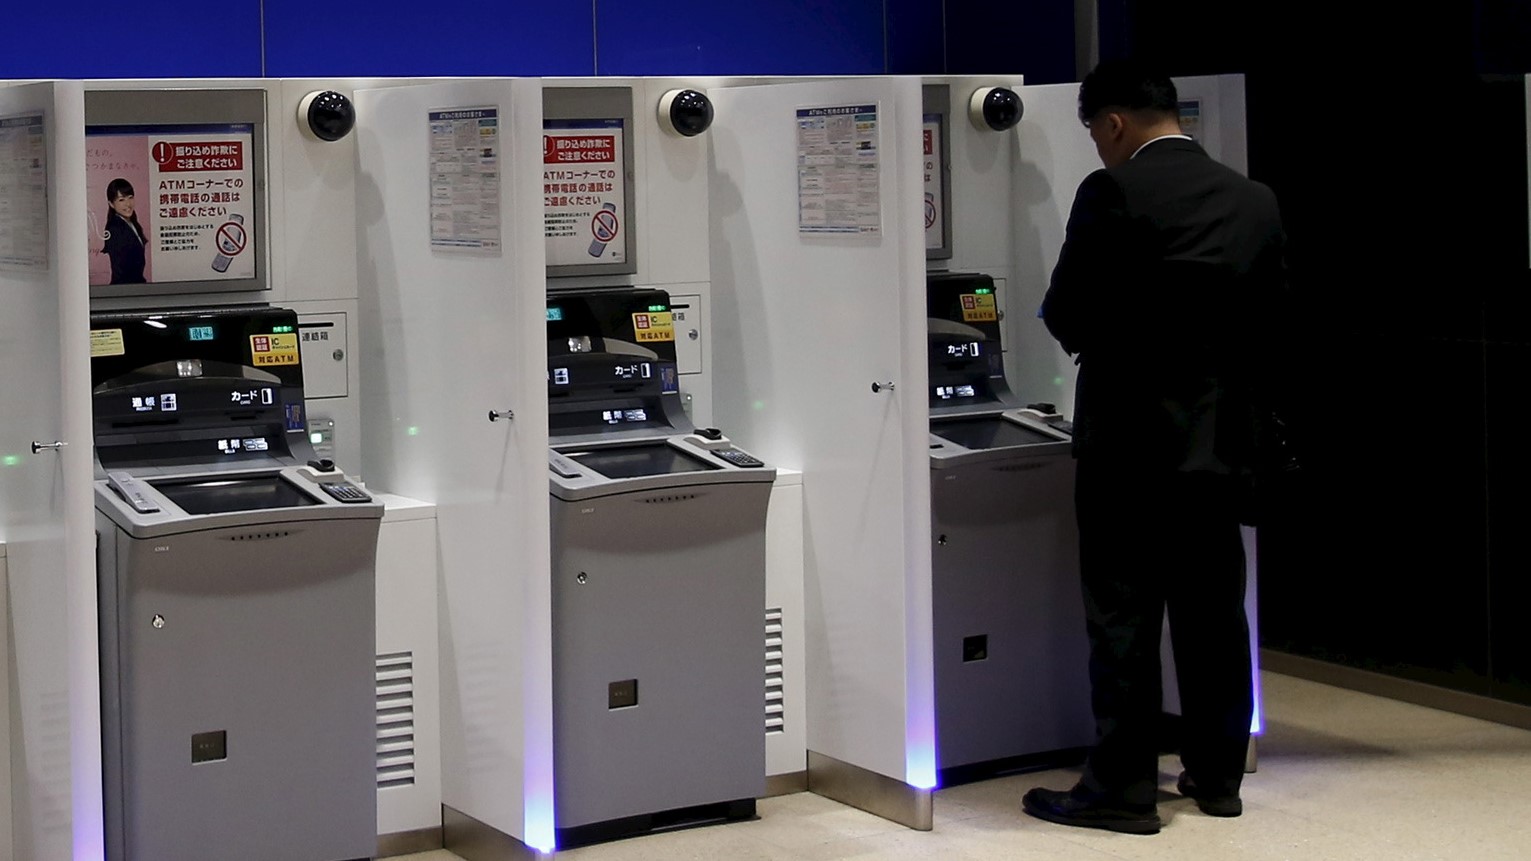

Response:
(1021, 61), (1286, 835)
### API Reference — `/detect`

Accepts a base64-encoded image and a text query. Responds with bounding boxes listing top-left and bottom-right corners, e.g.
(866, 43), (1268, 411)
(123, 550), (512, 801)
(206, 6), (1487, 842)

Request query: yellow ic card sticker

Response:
(249, 333), (301, 367)
(959, 293), (997, 323)
(631, 311), (675, 343)
(90, 328), (126, 357)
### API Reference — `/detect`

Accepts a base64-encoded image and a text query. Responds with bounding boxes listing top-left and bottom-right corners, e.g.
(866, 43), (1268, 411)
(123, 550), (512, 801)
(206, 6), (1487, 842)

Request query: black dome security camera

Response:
(298, 90), (356, 142)
(658, 89), (714, 137)
(968, 86), (1024, 132)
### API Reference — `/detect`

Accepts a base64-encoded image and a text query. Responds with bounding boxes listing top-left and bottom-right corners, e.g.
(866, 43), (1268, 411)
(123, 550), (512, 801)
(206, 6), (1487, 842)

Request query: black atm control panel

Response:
(927, 272), (1009, 410)
(91, 307), (313, 470)
(547, 289), (686, 436)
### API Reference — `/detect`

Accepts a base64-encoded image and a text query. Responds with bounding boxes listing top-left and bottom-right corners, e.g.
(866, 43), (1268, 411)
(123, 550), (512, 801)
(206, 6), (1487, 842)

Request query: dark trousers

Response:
(1074, 458), (1253, 807)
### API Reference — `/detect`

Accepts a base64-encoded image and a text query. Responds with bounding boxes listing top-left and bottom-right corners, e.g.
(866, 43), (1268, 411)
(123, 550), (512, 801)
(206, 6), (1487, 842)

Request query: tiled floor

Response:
(387, 671), (1531, 860)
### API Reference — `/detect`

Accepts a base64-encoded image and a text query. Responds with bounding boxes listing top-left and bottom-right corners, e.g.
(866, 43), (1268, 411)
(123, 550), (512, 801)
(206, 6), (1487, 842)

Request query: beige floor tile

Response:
(384, 671), (1531, 861)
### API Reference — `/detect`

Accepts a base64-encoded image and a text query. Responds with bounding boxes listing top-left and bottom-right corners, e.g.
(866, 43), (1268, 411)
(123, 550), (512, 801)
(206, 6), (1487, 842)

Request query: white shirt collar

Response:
(1131, 134), (1193, 160)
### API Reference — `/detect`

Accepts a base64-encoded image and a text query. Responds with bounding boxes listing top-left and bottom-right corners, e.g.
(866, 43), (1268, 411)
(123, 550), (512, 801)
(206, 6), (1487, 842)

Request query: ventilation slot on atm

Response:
(765, 608), (785, 735)
(376, 651), (416, 789)
(992, 462), (1045, 473)
(640, 493), (699, 505)
(225, 530), (294, 542)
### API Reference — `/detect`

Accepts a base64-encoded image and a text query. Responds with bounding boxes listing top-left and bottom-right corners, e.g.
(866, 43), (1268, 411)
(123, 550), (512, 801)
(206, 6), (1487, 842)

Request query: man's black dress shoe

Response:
(1177, 772), (1243, 817)
(1021, 786), (1161, 835)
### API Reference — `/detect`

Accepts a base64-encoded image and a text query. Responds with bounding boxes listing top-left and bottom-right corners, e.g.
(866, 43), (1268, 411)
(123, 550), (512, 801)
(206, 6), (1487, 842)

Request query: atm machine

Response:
(926, 271), (1096, 778)
(92, 306), (381, 861)
(544, 287), (773, 846)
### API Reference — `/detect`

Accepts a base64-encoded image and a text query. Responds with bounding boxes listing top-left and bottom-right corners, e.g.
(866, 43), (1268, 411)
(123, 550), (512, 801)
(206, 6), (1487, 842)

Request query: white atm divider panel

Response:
(354, 78), (553, 851)
(0, 80), (101, 861)
(708, 77), (933, 789)
(1, 545), (11, 860)
(373, 496), (443, 839)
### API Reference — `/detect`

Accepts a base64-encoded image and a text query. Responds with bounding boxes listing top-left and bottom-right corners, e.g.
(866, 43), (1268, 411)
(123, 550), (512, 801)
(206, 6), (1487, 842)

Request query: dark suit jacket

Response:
(1041, 137), (1286, 474)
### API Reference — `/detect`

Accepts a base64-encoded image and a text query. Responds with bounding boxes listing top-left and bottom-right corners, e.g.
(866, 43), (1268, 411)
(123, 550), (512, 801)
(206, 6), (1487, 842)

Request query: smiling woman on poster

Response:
(98, 177), (149, 284)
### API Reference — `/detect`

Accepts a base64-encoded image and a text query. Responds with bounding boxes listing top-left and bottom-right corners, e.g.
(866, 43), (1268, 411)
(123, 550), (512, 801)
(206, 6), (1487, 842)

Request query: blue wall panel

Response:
(594, 0), (886, 76)
(1, 4), (263, 78)
(263, 0), (595, 77)
(885, 0), (946, 74)
(943, 0), (1074, 84)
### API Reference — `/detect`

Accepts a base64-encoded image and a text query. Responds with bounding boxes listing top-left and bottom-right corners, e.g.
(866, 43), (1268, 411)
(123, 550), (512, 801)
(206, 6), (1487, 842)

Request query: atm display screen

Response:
(153, 475), (317, 515)
(565, 445), (718, 480)
(932, 418), (1062, 451)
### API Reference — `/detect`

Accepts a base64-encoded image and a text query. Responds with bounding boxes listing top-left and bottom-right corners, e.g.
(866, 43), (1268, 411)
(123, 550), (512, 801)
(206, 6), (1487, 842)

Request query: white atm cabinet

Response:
(297, 312), (350, 399)
(764, 471), (807, 789)
(2, 543), (11, 861)
(374, 496), (443, 853)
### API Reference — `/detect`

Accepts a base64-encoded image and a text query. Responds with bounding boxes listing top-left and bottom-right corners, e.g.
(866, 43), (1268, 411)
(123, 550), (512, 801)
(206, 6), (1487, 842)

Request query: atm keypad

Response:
(712, 448), (764, 468)
(319, 482), (372, 503)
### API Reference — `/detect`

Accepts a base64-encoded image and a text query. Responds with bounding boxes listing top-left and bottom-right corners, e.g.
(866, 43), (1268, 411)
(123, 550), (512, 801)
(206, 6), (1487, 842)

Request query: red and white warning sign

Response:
(922, 117), (944, 250)
(543, 120), (626, 267)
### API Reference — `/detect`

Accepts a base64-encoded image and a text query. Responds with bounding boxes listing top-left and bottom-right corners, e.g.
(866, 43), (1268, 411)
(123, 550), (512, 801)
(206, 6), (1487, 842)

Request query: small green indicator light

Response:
(975, 288), (992, 295)
(2, 455), (18, 467)
(647, 304), (667, 312)
(1053, 376), (1065, 387)
(309, 432), (324, 445)
(752, 400), (766, 411)
(407, 426), (420, 437)
(272, 325), (294, 334)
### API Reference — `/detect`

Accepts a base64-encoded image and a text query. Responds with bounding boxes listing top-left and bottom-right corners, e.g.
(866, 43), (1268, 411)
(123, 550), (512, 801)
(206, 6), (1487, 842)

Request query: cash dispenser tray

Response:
(932, 416), (1065, 451)
(150, 473), (320, 515)
(563, 443), (721, 480)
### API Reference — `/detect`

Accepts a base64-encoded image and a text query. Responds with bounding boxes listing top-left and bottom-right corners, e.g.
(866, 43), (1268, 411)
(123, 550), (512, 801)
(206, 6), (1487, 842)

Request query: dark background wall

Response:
(1108, 0), (1531, 705)
(7, 2), (1529, 705)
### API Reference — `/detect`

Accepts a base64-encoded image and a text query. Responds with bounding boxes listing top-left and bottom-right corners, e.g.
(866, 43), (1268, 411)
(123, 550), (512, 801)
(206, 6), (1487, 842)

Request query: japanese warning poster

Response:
(429, 106), (502, 251)
(86, 123), (256, 286)
(796, 104), (881, 236)
(922, 114), (944, 250)
(0, 113), (48, 270)
(543, 119), (626, 267)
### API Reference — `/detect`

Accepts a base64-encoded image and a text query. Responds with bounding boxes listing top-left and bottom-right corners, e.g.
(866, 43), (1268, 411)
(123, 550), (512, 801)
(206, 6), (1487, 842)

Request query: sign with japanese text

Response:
(0, 113), (48, 270)
(85, 123), (256, 286)
(543, 118), (626, 267)
(630, 311), (674, 343)
(922, 115), (943, 250)
(249, 333), (300, 367)
(429, 106), (502, 252)
(959, 293), (997, 323)
(796, 104), (881, 236)
(1178, 99), (1201, 140)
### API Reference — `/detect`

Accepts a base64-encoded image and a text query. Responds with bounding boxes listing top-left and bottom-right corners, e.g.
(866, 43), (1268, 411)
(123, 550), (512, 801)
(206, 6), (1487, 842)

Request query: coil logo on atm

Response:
(249, 333), (300, 367)
(959, 293), (997, 323)
(631, 312), (675, 343)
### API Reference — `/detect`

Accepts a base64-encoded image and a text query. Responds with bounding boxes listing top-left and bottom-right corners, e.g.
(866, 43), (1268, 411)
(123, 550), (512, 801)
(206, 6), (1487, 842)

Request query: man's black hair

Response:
(1078, 60), (1179, 123)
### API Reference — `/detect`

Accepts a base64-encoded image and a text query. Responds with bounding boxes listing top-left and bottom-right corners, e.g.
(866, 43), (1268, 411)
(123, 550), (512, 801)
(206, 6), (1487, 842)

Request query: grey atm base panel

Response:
(550, 480), (769, 842)
(931, 453), (1097, 777)
(97, 510), (379, 861)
